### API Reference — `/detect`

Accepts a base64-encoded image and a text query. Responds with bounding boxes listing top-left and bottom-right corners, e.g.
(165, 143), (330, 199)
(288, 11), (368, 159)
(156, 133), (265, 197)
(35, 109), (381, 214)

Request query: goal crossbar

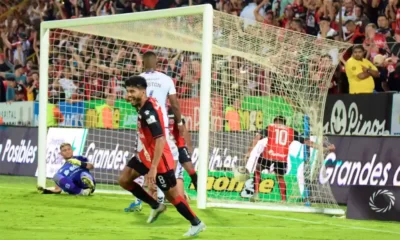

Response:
(38, 5), (214, 209)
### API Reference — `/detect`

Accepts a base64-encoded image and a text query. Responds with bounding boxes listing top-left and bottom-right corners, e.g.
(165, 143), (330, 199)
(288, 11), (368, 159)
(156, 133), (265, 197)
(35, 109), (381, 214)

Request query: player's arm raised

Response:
(66, 157), (94, 170)
(295, 132), (335, 152)
(143, 109), (166, 184)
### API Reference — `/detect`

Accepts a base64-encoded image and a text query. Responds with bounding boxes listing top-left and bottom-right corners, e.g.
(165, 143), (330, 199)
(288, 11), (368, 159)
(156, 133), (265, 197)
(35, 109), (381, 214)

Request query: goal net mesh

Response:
(44, 10), (351, 210)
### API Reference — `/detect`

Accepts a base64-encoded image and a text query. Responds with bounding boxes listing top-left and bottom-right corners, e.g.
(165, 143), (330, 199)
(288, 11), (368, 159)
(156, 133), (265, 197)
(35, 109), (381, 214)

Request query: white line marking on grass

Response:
(216, 209), (400, 235)
(7, 225), (277, 231)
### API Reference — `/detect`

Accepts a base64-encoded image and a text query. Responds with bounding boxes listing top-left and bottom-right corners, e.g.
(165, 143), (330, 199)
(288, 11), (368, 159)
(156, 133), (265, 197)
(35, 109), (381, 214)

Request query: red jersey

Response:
(167, 108), (185, 148)
(395, 9), (400, 33)
(137, 97), (174, 173)
(363, 33), (387, 60)
(261, 124), (304, 162)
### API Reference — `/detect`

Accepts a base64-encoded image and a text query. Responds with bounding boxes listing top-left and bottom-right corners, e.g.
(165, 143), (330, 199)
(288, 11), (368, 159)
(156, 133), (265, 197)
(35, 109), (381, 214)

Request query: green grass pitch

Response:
(0, 176), (399, 240)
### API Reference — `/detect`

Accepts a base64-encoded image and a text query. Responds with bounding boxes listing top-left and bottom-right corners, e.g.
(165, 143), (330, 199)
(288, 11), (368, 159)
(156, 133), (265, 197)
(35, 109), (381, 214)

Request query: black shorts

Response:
(178, 147), (191, 164)
(127, 156), (177, 191)
(257, 157), (287, 176)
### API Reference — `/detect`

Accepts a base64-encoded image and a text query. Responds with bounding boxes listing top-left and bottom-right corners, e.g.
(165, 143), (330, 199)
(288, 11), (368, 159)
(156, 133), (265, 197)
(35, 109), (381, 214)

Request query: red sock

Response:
(254, 170), (261, 195)
(170, 195), (201, 225)
(188, 169), (196, 175)
(278, 177), (286, 201)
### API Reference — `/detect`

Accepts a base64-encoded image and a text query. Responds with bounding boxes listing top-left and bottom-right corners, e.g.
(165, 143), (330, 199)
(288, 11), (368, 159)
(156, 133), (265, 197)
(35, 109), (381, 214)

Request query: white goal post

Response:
(38, 4), (351, 215)
(38, 4), (213, 207)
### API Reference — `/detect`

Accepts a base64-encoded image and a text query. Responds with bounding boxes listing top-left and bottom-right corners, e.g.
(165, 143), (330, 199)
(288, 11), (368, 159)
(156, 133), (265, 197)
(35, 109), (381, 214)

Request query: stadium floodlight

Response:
(38, 4), (351, 214)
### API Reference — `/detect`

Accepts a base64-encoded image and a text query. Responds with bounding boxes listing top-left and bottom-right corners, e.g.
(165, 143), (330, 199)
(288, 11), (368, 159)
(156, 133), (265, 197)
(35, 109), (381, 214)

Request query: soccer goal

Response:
(38, 4), (351, 215)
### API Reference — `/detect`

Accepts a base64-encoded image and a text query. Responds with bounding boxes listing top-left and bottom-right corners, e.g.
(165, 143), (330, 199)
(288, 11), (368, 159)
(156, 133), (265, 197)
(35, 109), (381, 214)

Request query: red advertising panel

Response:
(178, 97), (223, 131)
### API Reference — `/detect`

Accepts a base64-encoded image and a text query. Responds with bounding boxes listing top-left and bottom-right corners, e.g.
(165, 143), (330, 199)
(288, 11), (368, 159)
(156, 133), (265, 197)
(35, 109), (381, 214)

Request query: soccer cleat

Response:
(81, 188), (92, 196)
(81, 176), (95, 192)
(183, 222), (206, 237)
(124, 200), (143, 212)
(146, 203), (166, 223)
(37, 186), (44, 194)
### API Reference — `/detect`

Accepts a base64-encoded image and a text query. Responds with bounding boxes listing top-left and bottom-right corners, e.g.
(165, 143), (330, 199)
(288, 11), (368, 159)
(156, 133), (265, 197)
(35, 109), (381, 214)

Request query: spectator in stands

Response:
(254, 0), (275, 25)
(336, 0), (356, 22)
(318, 16), (339, 40)
(241, 0), (265, 28)
(26, 71), (39, 101)
(1, 77), (17, 102)
(345, 45), (380, 94)
(279, 4), (295, 28)
(14, 83), (27, 101)
(0, 64), (26, 85)
(303, 0), (319, 36)
(377, 15), (393, 37)
(364, 23), (389, 61)
(387, 65), (400, 91)
(2, 0), (400, 100)
(354, 4), (369, 27)
(1, 31), (32, 66)
(344, 20), (365, 44)
(0, 53), (13, 72)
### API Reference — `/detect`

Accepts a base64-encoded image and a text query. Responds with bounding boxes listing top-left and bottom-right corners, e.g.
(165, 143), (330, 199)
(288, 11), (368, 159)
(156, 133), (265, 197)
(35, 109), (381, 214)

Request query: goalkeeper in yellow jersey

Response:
(37, 143), (96, 195)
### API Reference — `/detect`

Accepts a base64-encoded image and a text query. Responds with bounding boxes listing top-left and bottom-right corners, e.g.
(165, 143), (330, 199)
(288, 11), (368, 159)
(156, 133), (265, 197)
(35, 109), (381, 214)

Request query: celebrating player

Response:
(119, 76), (205, 236)
(168, 107), (198, 191)
(37, 143), (96, 195)
(139, 51), (184, 204)
(248, 116), (335, 202)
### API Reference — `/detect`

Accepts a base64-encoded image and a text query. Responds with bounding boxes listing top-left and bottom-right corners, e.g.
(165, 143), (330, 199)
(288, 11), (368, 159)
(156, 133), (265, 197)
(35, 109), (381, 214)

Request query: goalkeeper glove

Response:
(67, 158), (88, 168)
(66, 158), (81, 166)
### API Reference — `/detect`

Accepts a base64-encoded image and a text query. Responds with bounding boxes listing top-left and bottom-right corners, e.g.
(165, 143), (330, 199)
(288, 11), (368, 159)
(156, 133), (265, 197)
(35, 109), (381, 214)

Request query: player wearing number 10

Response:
(119, 76), (205, 237)
(250, 116), (335, 202)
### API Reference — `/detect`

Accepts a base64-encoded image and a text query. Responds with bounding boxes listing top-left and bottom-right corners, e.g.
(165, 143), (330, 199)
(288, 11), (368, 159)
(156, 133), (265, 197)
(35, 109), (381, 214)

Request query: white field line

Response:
(217, 209), (400, 236)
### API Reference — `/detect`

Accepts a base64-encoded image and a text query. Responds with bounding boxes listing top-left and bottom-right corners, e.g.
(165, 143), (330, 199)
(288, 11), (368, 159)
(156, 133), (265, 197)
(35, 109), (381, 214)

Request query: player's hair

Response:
(273, 115), (286, 125)
(352, 44), (364, 52)
(143, 51), (156, 59)
(125, 76), (147, 89)
(60, 143), (72, 150)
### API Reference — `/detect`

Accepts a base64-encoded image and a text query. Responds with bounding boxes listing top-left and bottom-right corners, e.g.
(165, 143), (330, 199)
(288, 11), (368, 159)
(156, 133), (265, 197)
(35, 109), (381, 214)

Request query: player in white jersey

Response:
(139, 51), (184, 204)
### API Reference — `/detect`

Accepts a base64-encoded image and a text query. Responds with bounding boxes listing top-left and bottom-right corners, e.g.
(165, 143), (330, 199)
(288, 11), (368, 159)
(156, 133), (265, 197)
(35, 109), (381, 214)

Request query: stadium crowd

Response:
(1, 0), (400, 103)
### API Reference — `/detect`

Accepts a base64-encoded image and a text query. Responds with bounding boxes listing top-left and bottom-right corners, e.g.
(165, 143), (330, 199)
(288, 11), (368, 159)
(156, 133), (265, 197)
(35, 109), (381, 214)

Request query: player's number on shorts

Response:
(157, 175), (167, 188)
(274, 129), (288, 145)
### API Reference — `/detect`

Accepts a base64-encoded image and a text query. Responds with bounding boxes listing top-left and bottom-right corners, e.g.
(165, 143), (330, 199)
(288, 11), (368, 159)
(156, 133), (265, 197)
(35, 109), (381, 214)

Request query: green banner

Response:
(84, 99), (138, 129)
(183, 138), (320, 203)
(224, 96), (304, 132)
(183, 171), (303, 203)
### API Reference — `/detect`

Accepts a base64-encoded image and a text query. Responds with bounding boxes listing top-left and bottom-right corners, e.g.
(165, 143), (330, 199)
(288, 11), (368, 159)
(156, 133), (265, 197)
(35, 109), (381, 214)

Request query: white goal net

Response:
(38, 5), (351, 214)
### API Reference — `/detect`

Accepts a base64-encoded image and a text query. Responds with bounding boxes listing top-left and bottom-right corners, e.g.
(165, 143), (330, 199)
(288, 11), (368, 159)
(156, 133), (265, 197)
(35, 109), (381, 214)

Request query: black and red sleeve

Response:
(140, 105), (164, 139)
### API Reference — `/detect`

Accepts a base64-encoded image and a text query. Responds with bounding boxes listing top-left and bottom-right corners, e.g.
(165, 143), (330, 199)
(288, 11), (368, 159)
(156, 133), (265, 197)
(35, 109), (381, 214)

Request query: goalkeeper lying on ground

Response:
(37, 143), (96, 195)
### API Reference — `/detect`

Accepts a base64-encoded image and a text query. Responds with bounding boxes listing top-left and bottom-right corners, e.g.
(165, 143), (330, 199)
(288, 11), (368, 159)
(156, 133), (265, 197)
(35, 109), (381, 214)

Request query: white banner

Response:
(0, 102), (35, 126)
(36, 128), (87, 178)
(391, 94), (400, 135)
